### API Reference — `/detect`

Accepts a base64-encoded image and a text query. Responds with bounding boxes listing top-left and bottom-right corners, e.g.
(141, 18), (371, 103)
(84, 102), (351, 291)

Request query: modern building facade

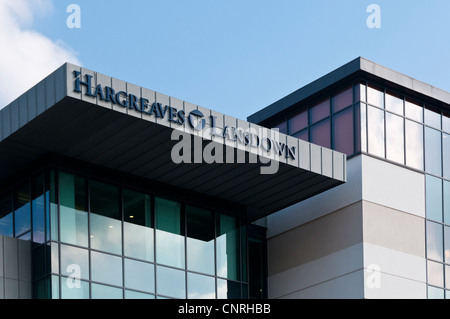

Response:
(0, 57), (448, 299)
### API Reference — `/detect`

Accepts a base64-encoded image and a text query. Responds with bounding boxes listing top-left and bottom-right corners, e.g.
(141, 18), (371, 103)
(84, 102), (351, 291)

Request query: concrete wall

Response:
(0, 236), (32, 299)
(265, 154), (427, 299)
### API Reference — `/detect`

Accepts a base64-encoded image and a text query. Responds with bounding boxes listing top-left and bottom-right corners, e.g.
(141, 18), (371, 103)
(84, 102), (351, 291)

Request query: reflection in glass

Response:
(91, 251), (123, 287)
(217, 214), (239, 281)
(48, 169), (58, 241)
(61, 278), (89, 299)
(32, 174), (45, 244)
(289, 109), (308, 134)
(443, 134), (450, 180)
(155, 197), (184, 268)
(293, 129), (308, 142)
(310, 98), (330, 124)
(14, 181), (31, 236)
(272, 120), (287, 134)
(425, 106), (441, 130)
(428, 260), (444, 288)
(354, 83), (366, 102)
(124, 189), (153, 261)
(187, 205), (215, 275)
(428, 286), (444, 299)
(125, 290), (155, 299)
(60, 244), (89, 280)
(0, 192), (13, 237)
(405, 99), (423, 122)
(444, 227), (450, 264)
(124, 258), (155, 293)
(367, 84), (384, 108)
(310, 119), (331, 149)
(333, 107), (354, 156)
(385, 91), (403, 116)
(425, 127), (442, 176)
(332, 86), (353, 113)
(445, 181), (450, 225)
(427, 221), (443, 262)
(367, 106), (385, 158)
(446, 266), (450, 290)
(90, 180), (121, 254)
(217, 279), (241, 299)
(444, 112), (450, 133)
(91, 283), (123, 299)
(187, 273), (216, 299)
(156, 266), (186, 298)
(426, 176), (443, 222)
(358, 103), (367, 153)
(386, 113), (404, 164)
(59, 173), (88, 247)
(405, 120), (424, 170)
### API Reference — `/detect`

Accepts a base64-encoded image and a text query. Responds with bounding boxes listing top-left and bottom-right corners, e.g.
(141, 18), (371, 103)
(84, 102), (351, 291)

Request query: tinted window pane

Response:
(367, 84), (384, 108)
(292, 129), (308, 142)
(310, 119), (331, 149)
(289, 109), (308, 134)
(358, 103), (367, 153)
(124, 259), (155, 293)
(60, 244), (89, 280)
(0, 192), (13, 237)
(445, 181), (450, 225)
(187, 273), (216, 299)
(32, 174), (45, 244)
(310, 98), (330, 124)
(155, 197), (184, 268)
(90, 180), (120, 220)
(428, 260), (444, 287)
(367, 106), (385, 158)
(354, 83), (366, 102)
(186, 205), (215, 275)
(428, 286), (445, 299)
(14, 181), (30, 236)
(444, 112), (450, 133)
(123, 189), (153, 262)
(405, 120), (424, 170)
(425, 127), (442, 176)
(61, 279), (89, 299)
(427, 221), (443, 262)
(385, 91), (403, 116)
(156, 266), (186, 299)
(443, 134), (450, 180)
(333, 107), (354, 156)
(217, 214), (240, 281)
(426, 175), (443, 222)
(91, 251), (123, 287)
(217, 279), (241, 299)
(272, 120), (287, 134)
(386, 113), (405, 164)
(91, 283), (123, 299)
(445, 226), (450, 264)
(425, 106), (441, 130)
(125, 290), (155, 299)
(332, 86), (352, 113)
(405, 99), (423, 122)
(59, 173), (88, 247)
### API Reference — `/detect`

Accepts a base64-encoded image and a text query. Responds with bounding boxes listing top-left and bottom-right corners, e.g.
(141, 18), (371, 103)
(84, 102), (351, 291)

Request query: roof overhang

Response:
(0, 63), (346, 221)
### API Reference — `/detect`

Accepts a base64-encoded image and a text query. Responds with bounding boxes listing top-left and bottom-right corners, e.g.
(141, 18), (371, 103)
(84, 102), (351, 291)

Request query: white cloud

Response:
(0, 0), (81, 108)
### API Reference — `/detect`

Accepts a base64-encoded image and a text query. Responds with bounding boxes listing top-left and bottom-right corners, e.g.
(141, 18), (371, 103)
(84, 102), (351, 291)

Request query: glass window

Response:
(186, 205), (215, 275)
(217, 279), (241, 299)
(444, 112), (450, 133)
(367, 84), (384, 108)
(310, 119), (331, 149)
(292, 129), (308, 142)
(332, 107), (354, 156)
(367, 106), (385, 158)
(385, 91), (403, 116)
(272, 120), (287, 134)
(123, 188), (153, 262)
(443, 134), (450, 180)
(125, 290), (155, 299)
(217, 214), (240, 281)
(32, 174), (45, 244)
(48, 169), (58, 241)
(386, 113), (405, 164)
(156, 266), (186, 299)
(445, 226), (450, 264)
(0, 192), (13, 237)
(289, 109), (308, 134)
(187, 272), (216, 299)
(425, 106), (441, 130)
(445, 181), (450, 225)
(124, 258), (155, 293)
(155, 197), (184, 268)
(428, 285), (445, 299)
(425, 127), (442, 176)
(428, 260), (444, 287)
(91, 251), (123, 287)
(405, 99), (423, 122)
(427, 221), (444, 262)
(426, 175), (443, 222)
(405, 120), (424, 170)
(59, 173), (88, 247)
(357, 103), (367, 153)
(91, 283), (123, 299)
(310, 98), (330, 124)
(447, 266), (450, 290)
(61, 278), (90, 299)
(14, 181), (31, 236)
(332, 86), (353, 113)
(354, 82), (366, 103)
(90, 180), (121, 254)
(60, 244), (89, 280)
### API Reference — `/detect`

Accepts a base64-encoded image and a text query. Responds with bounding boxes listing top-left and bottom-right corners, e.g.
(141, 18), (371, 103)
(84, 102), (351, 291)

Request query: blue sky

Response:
(2, 0), (450, 120)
